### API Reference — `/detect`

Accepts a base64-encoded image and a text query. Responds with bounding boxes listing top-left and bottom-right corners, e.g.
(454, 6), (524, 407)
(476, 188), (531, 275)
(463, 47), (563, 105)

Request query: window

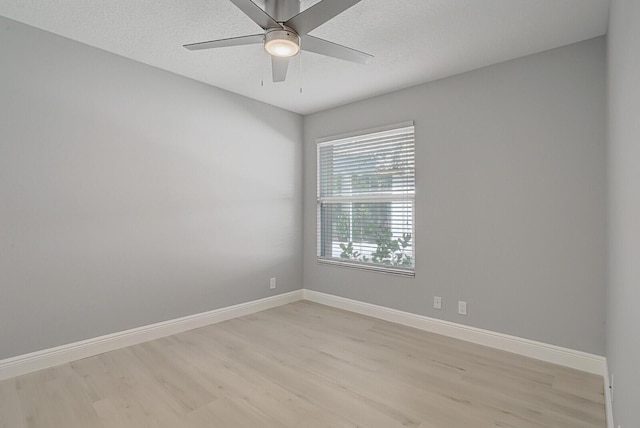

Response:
(317, 122), (415, 276)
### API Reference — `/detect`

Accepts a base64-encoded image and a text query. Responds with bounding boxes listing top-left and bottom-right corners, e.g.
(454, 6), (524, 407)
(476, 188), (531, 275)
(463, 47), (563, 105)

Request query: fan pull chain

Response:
(299, 51), (303, 94)
(261, 50), (265, 87)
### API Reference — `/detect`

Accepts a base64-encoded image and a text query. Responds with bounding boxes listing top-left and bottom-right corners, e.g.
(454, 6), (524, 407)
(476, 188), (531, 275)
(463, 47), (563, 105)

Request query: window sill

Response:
(317, 258), (415, 277)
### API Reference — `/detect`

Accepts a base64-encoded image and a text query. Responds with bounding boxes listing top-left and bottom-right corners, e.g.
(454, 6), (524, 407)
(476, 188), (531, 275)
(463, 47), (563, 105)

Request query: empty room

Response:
(0, 0), (638, 427)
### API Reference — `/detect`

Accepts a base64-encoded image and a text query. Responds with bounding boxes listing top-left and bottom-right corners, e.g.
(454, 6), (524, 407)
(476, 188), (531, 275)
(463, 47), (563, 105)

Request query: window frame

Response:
(316, 121), (416, 277)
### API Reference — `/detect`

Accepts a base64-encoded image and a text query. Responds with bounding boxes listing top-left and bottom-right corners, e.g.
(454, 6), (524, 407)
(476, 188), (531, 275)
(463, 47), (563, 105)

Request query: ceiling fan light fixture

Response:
(264, 28), (300, 58)
(184, 0), (373, 83)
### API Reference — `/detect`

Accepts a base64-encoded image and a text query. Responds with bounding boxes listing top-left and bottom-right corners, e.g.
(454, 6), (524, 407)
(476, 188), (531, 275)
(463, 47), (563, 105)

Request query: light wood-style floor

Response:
(0, 301), (605, 428)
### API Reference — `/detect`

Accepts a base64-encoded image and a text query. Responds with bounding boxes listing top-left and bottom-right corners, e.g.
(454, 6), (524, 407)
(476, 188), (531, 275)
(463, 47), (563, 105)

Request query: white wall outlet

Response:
(458, 300), (467, 315)
(433, 296), (442, 310)
(269, 277), (276, 289)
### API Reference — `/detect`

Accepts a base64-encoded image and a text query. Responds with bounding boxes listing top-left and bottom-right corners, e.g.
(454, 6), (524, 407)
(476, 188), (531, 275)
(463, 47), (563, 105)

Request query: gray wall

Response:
(303, 37), (606, 355)
(607, 1), (640, 426)
(0, 17), (303, 360)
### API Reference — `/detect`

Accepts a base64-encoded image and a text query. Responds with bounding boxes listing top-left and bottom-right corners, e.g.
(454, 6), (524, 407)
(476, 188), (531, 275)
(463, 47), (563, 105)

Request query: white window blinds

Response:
(317, 122), (415, 276)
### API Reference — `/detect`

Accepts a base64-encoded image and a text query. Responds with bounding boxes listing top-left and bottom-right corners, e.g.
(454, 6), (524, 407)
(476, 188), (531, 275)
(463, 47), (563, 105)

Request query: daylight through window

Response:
(317, 122), (415, 276)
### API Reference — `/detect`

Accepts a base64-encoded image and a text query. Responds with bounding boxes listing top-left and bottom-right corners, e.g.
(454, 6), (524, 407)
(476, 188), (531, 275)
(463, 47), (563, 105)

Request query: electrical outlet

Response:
(458, 301), (467, 315)
(269, 277), (276, 289)
(433, 296), (442, 310)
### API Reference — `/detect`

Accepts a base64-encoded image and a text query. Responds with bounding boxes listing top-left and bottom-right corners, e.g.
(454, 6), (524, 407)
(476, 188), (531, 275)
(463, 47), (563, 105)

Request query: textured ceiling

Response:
(0, 0), (609, 114)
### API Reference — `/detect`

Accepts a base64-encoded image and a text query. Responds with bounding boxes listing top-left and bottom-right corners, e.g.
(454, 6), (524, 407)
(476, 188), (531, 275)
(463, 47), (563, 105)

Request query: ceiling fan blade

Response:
(301, 35), (372, 64)
(184, 34), (264, 51)
(229, 0), (280, 30)
(271, 56), (290, 82)
(285, 0), (362, 34)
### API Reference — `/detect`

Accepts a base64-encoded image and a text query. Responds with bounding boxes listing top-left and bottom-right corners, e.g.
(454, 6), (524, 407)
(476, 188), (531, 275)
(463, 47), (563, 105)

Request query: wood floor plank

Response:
(162, 332), (363, 428)
(0, 301), (605, 428)
(0, 379), (25, 428)
(17, 373), (103, 428)
(193, 326), (424, 427)
(127, 340), (219, 413)
(71, 348), (150, 402)
(184, 397), (282, 428)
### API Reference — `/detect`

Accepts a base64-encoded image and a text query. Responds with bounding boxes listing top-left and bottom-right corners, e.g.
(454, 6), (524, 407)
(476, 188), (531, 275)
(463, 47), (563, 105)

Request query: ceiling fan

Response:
(184, 0), (373, 82)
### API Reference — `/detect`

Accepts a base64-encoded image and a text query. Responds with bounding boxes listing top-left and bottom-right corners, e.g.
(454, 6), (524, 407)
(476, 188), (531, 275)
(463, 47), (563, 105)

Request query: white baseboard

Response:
(1, 288), (608, 387)
(0, 290), (304, 381)
(303, 289), (608, 376)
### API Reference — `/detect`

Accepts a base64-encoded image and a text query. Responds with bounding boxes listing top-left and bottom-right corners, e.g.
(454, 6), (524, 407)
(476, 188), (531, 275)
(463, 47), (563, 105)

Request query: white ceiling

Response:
(0, 0), (609, 115)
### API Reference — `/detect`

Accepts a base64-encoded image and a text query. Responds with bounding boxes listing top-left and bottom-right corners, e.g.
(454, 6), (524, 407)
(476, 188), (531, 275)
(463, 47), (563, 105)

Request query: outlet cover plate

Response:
(458, 301), (467, 315)
(433, 296), (442, 310)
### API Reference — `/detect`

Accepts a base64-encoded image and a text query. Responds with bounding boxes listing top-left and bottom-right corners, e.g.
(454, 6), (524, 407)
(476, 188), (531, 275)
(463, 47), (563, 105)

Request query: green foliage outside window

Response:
(340, 232), (412, 267)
